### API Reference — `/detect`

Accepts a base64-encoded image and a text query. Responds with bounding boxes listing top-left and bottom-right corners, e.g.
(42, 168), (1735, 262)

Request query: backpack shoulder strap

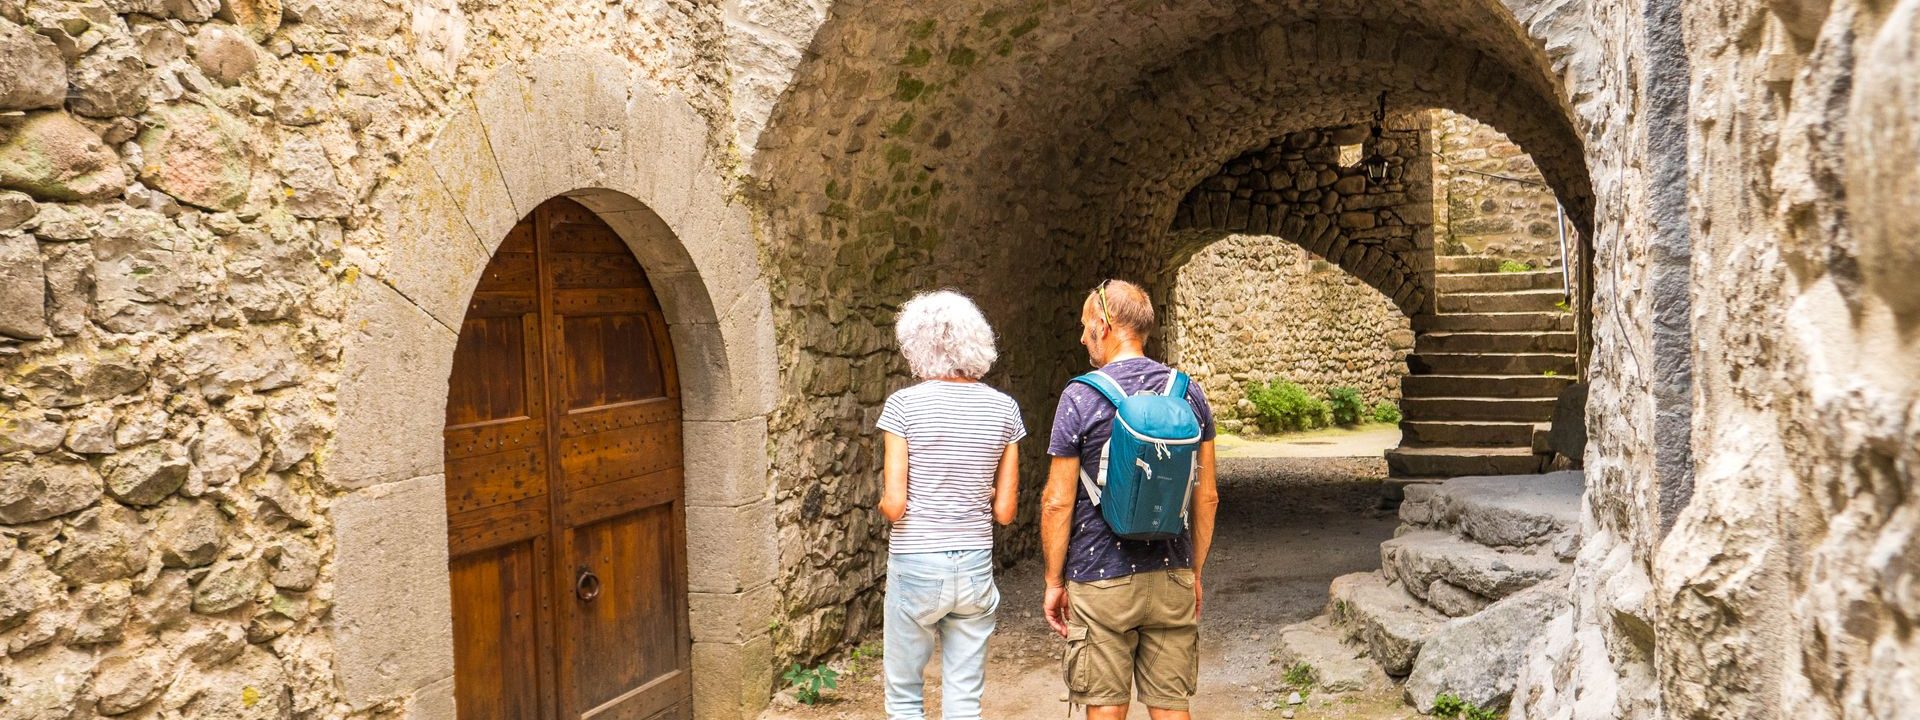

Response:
(1162, 369), (1190, 400)
(1070, 371), (1129, 407)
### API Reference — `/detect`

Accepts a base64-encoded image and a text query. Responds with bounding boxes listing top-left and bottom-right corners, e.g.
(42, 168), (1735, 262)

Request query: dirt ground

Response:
(761, 455), (1422, 720)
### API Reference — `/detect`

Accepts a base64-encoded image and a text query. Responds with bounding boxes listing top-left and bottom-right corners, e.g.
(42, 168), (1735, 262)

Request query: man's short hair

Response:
(1086, 279), (1155, 340)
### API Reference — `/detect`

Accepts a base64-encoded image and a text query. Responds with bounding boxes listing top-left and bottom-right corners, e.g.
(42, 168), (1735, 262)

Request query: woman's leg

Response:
(883, 553), (950, 720)
(938, 550), (999, 720)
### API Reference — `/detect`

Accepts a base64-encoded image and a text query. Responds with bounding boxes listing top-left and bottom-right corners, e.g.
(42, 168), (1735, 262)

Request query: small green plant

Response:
(1542, 369), (1559, 377)
(1497, 260), (1533, 273)
(1245, 380), (1330, 433)
(1430, 693), (1501, 719)
(1431, 693), (1468, 718)
(1282, 661), (1318, 689)
(1370, 401), (1402, 424)
(846, 642), (882, 674)
(1553, 298), (1572, 313)
(783, 663), (839, 705)
(1327, 387), (1365, 427)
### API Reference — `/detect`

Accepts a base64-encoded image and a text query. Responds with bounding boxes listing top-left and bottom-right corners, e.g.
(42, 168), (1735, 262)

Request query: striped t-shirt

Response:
(875, 380), (1027, 554)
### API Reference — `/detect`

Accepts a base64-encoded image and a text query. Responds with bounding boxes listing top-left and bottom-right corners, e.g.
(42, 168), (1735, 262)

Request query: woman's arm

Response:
(878, 431), (909, 522)
(991, 443), (1020, 525)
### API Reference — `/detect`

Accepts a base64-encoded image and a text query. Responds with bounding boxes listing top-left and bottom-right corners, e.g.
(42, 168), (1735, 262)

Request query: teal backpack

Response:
(1071, 369), (1204, 541)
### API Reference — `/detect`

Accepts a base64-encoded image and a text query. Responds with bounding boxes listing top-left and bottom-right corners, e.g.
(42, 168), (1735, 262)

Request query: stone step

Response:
(1415, 330), (1577, 354)
(1436, 270), (1564, 294)
(1273, 615), (1388, 693)
(1408, 352), (1577, 375)
(1435, 256), (1502, 273)
(1399, 420), (1538, 448)
(1399, 471), (1583, 548)
(1404, 580), (1571, 714)
(1403, 396), (1557, 422)
(1401, 374), (1576, 399)
(1413, 311), (1575, 333)
(1380, 530), (1566, 608)
(1328, 571), (1445, 676)
(1386, 446), (1543, 478)
(1438, 289), (1567, 314)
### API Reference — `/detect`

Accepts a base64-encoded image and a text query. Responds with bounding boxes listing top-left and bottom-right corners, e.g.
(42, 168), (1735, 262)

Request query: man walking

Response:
(1042, 279), (1219, 719)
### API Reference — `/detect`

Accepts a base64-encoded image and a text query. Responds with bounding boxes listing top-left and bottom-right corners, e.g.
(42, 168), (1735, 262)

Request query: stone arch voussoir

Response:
(322, 48), (776, 720)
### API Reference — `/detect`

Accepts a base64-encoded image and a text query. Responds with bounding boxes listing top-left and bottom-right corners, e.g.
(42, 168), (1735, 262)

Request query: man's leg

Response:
(884, 554), (950, 720)
(1066, 575), (1146, 715)
(1134, 569), (1200, 717)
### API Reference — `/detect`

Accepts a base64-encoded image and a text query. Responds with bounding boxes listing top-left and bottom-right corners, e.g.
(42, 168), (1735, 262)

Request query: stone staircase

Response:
(1387, 256), (1578, 480)
(1273, 472), (1582, 712)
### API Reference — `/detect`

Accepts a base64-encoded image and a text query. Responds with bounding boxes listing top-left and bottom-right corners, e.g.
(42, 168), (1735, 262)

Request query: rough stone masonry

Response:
(0, 0), (1914, 719)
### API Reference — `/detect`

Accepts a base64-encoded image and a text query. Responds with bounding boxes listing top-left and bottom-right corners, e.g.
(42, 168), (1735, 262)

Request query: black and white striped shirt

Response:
(876, 381), (1027, 554)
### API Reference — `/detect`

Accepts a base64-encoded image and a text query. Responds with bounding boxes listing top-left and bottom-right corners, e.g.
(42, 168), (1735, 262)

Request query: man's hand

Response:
(1193, 574), (1204, 621)
(1044, 585), (1071, 637)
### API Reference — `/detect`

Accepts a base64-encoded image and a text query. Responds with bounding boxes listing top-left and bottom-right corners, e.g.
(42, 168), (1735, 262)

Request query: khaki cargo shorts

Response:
(1062, 568), (1200, 710)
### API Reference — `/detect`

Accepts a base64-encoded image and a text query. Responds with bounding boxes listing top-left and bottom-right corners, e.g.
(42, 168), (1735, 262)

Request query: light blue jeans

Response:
(883, 549), (999, 720)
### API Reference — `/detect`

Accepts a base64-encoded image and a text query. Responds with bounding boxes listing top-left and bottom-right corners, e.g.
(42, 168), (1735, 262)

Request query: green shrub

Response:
(1245, 380), (1329, 433)
(1370, 401), (1402, 424)
(1431, 693), (1468, 718)
(783, 663), (839, 705)
(1282, 661), (1317, 689)
(1497, 260), (1533, 273)
(1327, 387), (1365, 427)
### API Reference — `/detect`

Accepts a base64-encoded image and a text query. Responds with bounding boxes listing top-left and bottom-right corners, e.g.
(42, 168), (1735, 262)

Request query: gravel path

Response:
(763, 457), (1419, 719)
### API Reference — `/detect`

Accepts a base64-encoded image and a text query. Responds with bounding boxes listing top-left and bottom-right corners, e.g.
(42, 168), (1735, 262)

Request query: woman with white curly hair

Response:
(874, 289), (1025, 720)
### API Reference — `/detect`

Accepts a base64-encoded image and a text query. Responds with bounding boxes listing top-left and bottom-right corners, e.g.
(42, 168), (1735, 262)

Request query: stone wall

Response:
(1430, 110), (1565, 267)
(1165, 235), (1413, 422)
(1172, 117), (1436, 315)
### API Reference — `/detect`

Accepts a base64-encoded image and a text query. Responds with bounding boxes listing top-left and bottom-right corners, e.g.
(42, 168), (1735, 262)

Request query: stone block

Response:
(686, 499), (776, 594)
(0, 111), (128, 201)
(692, 634), (774, 720)
(136, 103), (253, 211)
(325, 278), (456, 489)
(0, 19), (64, 111)
(1404, 579), (1569, 712)
(473, 54), (649, 219)
(684, 417), (772, 507)
(689, 583), (776, 644)
(407, 674), (456, 720)
(0, 231), (46, 339)
(366, 160), (491, 329)
(329, 475), (456, 709)
(425, 97), (518, 252)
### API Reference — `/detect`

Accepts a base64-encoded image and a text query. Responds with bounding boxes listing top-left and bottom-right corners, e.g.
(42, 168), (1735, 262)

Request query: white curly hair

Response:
(895, 290), (999, 380)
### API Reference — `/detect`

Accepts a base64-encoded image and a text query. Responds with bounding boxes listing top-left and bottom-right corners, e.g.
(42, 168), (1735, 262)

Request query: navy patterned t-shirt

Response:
(1047, 357), (1215, 583)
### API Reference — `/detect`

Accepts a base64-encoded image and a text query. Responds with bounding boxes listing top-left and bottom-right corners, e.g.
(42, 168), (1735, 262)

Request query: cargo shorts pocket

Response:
(1063, 626), (1092, 694)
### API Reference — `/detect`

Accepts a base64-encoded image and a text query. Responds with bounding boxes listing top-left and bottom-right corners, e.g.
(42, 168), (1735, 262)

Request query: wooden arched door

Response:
(443, 197), (691, 720)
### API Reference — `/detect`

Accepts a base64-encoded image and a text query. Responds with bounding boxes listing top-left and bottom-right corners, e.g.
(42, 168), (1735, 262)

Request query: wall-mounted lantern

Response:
(1363, 91), (1391, 183)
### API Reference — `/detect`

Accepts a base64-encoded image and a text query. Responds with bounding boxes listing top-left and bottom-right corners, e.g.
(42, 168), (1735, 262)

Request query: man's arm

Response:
(1040, 455), (1080, 636)
(1189, 440), (1219, 618)
(878, 432), (909, 522)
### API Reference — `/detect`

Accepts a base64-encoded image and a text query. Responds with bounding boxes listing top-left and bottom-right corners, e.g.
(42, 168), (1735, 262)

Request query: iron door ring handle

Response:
(575, 567), (601, 602)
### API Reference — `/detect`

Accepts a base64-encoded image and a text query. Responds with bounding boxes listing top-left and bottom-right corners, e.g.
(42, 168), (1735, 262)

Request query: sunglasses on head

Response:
(1092, 280), (1114, 329)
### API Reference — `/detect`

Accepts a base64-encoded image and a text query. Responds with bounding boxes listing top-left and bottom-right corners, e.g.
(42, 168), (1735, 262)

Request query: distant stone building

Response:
(0, 1), (1914, 720)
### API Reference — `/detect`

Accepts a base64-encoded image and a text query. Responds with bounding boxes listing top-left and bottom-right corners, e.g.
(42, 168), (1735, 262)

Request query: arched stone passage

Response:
(321, 49), (776, 720)
(1171, 116), (1438, 315)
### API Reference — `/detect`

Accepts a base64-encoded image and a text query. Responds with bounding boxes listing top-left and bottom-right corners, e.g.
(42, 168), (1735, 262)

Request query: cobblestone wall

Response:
(1166, 235), (1412, 424)
(1431, 110), (1566, 267)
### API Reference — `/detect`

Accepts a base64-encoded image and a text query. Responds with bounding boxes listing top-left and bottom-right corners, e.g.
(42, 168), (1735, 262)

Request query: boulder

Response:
(104, 441), (190, 506)
(189, 23), (258, 85)
(0, 18), (67, 111)
(135, 103), (253, 211)
(0, 458), (100, 523)
(91, 654), (168, 715)
(155, 499), (226, 568)
(1273, 615), (1384, 692)
(1404, 579), (1571, 713)
(191, 556), (264, 614)
(52, 505), (150, 584)
(0, 111), (129, 201)
(0, 230), (47, 339)
(67, 40), (151, 118)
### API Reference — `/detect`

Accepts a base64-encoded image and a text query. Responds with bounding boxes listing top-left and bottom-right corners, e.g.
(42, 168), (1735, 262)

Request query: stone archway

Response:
(319, 50), (776, 720)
